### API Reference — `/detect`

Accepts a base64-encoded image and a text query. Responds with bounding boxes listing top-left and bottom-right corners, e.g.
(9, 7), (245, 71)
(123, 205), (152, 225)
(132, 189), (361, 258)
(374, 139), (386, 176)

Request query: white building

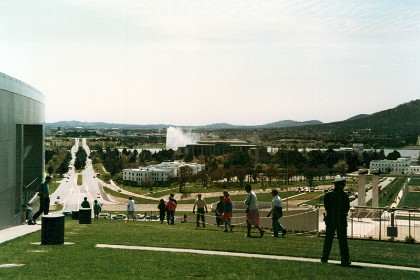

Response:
(123, 167), (171, 183)
(123, 161), (205, 185)
(370, 157), (420, 175)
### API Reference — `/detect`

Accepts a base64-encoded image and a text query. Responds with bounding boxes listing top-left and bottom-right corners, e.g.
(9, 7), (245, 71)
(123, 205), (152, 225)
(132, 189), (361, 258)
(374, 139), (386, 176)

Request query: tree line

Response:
(44, 138), (408, 191)
(86, 145), (403, 190)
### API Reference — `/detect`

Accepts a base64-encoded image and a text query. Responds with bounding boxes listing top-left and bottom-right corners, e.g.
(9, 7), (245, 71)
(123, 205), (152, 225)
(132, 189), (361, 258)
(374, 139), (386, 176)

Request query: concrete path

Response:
(96, 244), (420, 273)
(0, 224), (41, 245)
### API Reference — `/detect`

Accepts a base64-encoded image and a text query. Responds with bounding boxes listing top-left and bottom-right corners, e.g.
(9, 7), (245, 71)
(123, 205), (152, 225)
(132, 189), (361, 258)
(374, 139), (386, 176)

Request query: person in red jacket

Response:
(222, 191), (233, 232)
(166, 196), (177, 225)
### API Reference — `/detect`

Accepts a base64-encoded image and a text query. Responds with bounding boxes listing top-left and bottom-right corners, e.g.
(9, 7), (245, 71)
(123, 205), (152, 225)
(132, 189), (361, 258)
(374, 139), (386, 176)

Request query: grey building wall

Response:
(0, 72), (45, 230)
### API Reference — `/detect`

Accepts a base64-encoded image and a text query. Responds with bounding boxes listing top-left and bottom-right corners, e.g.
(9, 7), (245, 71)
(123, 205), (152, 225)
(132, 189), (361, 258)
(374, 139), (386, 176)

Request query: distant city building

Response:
(370, 157), (420, 175)
(123, 161), (205, 185)
(0, 72), (45, 230)
(353, 143), (364, 153)
(178, 140), (264, 157)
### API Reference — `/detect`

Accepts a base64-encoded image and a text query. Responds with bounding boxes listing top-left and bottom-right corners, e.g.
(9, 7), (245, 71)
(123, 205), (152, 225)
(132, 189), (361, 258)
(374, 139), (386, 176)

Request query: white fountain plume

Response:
(166, 127), (200, 150)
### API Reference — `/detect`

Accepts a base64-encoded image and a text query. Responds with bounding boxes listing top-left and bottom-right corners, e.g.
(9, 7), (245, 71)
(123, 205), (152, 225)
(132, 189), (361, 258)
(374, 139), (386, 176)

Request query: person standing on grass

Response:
(193, 194), (208, 228)
(158, 199), (166, 224)
(166, 196), (177, 225)
(31, 175), (52, 224)
(244, 184), (265, 237)
(93, 200), (101, 221)
(222, 191), (233, 232)
(321, 175), (351, 266)
(215, 196), (224, 226)
(81, 197), (90, 208)
(126, 197), (136, 222)
(267, 189), (286, 237)
(170, 193), (177, 216)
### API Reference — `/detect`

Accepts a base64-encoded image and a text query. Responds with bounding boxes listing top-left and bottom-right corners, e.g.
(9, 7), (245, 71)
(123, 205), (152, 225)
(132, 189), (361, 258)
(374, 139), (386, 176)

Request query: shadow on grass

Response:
(334, 264), (364, 269)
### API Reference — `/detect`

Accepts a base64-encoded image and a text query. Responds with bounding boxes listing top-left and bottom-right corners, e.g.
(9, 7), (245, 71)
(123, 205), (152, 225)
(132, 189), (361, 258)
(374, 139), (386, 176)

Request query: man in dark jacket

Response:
(31, 176), (52, 224)
(81, 197), (90, 208)
(321, 175), (351, 266)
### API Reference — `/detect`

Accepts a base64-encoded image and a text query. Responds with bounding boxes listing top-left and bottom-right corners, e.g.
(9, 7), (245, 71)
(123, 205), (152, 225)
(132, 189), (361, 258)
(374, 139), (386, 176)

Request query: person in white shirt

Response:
(244, 184), (265, 237)
(126, 197), (136, 222)
(267, 189), (286, 237)
(193, 194), (208, 228)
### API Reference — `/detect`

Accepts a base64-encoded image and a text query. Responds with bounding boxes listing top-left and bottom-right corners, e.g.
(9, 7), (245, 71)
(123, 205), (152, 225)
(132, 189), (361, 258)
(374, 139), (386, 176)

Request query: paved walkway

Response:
(0, 224), (41, 245)
(96, 244), (420, 272)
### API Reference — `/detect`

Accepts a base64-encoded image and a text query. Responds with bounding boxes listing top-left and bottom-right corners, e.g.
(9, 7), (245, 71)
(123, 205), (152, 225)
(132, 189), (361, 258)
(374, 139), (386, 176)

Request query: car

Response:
(62, 211), (72, 216)
(117, 189), (122, 192)
(112, 214), (126, 220)
(98, 213), (111, 219)
(56, 196), (60, 199)
(145, 214), (159, 220)
(134, 214), (145, 219)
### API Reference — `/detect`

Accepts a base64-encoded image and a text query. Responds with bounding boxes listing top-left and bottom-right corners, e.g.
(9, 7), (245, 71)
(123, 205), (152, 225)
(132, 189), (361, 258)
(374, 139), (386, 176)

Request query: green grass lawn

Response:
(0, 219), (418, 279)
(410, 177), (420, 186)
(402, 191), (420, 208)
(290, 191), (325, 206)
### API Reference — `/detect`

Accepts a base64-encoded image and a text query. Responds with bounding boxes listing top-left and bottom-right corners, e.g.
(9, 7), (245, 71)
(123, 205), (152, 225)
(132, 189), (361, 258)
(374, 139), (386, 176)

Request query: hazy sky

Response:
(1, 0), (419, 126)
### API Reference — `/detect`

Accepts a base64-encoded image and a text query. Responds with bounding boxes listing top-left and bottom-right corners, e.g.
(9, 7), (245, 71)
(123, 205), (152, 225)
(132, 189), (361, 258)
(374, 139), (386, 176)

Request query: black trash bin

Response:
(71, 211), (79, 220)
(79, 208), (92, 224)
(41, 214), (65, 245)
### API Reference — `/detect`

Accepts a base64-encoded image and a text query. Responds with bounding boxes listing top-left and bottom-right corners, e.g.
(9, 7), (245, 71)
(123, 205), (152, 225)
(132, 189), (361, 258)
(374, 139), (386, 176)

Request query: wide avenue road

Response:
(51, 138), (115, 214)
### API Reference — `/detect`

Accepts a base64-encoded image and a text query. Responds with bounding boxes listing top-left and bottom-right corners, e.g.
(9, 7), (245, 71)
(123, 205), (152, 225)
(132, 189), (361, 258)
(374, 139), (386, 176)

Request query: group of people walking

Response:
(159, 184), (288, 238)
(243, 184), (287, 238)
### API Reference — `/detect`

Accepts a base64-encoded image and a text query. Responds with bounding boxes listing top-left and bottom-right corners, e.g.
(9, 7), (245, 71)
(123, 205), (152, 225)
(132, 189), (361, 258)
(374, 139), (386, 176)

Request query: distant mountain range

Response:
(46, 99), (420, 134)
(45, 119), (323, 130)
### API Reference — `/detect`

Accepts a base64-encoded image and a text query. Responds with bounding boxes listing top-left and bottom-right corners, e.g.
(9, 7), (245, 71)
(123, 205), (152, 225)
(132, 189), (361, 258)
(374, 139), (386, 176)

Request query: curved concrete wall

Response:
(0, 72), (45, 230)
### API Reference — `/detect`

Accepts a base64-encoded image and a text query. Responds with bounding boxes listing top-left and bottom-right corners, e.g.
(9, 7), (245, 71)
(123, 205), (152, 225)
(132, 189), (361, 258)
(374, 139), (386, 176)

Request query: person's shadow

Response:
(334, 264), (364, 269)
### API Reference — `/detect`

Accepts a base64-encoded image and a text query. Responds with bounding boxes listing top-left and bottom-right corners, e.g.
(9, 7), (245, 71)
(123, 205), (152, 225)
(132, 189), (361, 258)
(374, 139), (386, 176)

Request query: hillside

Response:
(322, 99), (420, 133)
(279, 99), (420, 147)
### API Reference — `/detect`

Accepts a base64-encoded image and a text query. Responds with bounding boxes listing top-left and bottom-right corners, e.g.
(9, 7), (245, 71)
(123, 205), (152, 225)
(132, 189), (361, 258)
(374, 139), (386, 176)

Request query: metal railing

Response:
(317, 205), (420, 243)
